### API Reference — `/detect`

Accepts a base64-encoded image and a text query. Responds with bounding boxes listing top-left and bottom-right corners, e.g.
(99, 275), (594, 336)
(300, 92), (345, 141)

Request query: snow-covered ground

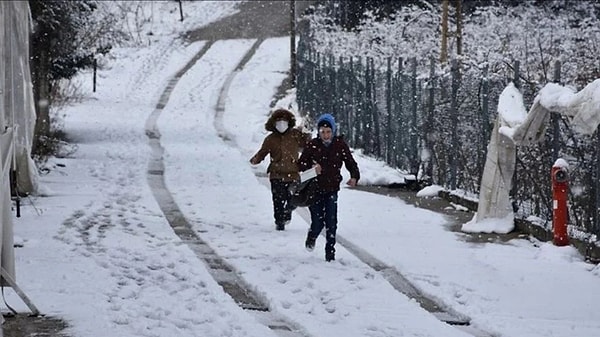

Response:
(6, 2), (600, 337)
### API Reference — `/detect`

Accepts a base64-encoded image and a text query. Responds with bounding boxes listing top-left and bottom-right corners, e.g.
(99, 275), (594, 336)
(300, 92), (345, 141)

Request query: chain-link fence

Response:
(296, 40), (600, 239)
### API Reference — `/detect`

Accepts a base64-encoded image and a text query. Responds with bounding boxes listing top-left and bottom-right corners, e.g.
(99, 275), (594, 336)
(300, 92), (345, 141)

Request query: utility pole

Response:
(290, 0), (297, 87)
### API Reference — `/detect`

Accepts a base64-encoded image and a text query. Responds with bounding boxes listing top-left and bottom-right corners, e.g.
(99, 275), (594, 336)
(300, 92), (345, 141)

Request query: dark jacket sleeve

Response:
(250, 135), (272, 163)
(341, 140), (360, 181)
(298, 139), (317, 172)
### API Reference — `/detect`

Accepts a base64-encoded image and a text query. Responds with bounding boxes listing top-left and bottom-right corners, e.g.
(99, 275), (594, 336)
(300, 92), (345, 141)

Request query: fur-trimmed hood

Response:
(265, 109), (296, 132)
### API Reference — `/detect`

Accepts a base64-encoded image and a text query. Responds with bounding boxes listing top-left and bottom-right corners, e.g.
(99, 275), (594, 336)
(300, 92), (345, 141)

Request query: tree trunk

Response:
(290, 0), (296, 87)
(440, 0), (449, 64)
(30, 44), (51, 155)
(455, 0), (463, 56)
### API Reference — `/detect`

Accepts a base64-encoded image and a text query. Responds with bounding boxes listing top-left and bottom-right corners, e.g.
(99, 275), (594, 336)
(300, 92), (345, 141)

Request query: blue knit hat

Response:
(317, 113), (336, 135)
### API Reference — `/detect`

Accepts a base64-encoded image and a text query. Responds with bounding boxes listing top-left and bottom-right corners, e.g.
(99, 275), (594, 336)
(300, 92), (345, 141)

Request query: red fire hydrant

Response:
(551, 159), (569, 246)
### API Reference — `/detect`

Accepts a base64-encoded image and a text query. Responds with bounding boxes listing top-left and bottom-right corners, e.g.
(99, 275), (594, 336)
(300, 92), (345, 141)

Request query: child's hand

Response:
(346, 178), (357, 187)
(313, 163), (322, 175)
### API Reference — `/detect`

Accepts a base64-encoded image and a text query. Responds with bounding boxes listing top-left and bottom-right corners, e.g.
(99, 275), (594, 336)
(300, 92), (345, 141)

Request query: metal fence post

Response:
(423, 57), (436, 182)
(552, 61), (561, 162)
(386, 57), (392, 164)
(93, 57), (97, 92)
(356, 56), (365, 149)
(304, 48), (314, 115)
(370, 57), (381, 158)
(449, 59), (459, 190)
(480, 64), (489, 175)
(410, 58), (419, 175)
(329, 54), (336, 118)
(290, 0), (296, 86)
(178, 0), (184, 21)
(317, 52), (324, 114)
(296, 46), (305, 112)
(348, 57), (355, 145)
(364, 57), (372, 153)
(510, 59), (521, 211)
(597, 130), (600, 233)
(337, 55), (345, 135)
(512, 60), (521, 89)
(396, 57), (404, 168)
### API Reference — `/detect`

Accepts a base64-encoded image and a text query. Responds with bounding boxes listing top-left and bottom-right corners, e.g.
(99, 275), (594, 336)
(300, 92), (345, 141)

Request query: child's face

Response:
(319, 127), (333, 142)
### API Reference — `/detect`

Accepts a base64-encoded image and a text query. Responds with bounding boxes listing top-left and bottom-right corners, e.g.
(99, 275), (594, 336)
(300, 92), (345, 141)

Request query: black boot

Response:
(325, 240), (336, 261)
(305, 235), (316, 251)
(325, 251), (335, 262)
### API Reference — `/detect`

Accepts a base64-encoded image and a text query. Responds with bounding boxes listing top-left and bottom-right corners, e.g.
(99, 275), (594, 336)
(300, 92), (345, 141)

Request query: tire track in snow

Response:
(145, 40), (311, 337)
(213, 38), (266, 146)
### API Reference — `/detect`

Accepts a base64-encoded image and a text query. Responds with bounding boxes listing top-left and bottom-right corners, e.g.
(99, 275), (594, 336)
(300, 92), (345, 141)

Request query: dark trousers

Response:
(308, 192), (338, 255)
(270, 179), (294, 226)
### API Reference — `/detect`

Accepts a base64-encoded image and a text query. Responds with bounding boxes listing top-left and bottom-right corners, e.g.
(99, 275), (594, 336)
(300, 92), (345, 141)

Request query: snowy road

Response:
(8, 2), (600, 337)
(150, 34), (484, 336)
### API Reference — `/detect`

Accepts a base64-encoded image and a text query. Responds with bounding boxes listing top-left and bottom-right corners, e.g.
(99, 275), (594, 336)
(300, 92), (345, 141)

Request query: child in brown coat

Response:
(250, 109), (310, 230)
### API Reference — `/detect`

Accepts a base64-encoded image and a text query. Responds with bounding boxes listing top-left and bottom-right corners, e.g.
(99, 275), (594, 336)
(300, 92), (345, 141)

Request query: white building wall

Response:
(2, 1), (39, 195)
(0, 0), (39, 284)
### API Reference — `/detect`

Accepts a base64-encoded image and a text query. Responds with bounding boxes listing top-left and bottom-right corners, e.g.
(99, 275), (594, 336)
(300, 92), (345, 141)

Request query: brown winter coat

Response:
(250, 109), (310, 182)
